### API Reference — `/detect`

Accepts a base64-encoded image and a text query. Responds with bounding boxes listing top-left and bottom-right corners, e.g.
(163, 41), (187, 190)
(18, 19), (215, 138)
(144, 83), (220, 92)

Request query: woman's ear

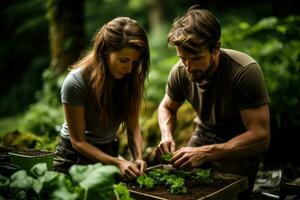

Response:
(213, 41), (221, 55)
(216, 40), (221, 48)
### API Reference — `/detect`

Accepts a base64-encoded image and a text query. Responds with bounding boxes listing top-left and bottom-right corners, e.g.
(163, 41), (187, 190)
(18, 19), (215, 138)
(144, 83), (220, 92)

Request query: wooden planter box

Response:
(9, 149), (54, 172)
(128, 164), (248, 200)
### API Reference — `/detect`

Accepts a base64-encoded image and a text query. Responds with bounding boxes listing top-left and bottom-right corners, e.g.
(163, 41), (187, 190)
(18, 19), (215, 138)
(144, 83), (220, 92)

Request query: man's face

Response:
(176, 47), (217, 83)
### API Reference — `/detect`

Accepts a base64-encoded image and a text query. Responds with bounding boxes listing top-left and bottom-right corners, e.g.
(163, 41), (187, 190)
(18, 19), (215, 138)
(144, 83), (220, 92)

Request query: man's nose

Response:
(185, 60), (194, 72)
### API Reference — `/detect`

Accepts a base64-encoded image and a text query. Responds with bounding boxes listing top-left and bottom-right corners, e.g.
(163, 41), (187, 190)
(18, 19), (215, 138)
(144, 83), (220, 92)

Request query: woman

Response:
(54, 17), (150, 180)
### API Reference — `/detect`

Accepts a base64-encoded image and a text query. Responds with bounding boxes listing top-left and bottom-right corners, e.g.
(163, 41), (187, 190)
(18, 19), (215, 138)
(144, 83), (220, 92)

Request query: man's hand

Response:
(134, 159), (147, 173)
(171, 147), (206, 170)
(155, 138), (176, 162)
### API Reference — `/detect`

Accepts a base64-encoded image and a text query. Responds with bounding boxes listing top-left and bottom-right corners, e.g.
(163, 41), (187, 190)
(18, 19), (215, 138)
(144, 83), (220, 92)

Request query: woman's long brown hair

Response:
(70, 17), (150, 128)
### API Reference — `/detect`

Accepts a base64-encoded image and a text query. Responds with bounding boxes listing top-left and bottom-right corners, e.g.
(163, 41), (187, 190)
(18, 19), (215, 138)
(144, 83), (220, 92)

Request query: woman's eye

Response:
(133, 60), (140, 66)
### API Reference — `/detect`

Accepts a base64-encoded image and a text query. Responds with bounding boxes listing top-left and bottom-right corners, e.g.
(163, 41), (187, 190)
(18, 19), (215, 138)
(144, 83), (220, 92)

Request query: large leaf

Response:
(10, 170), (39, 191)
(0, 175), (9, 188)
(30, 163), (48, 178)
(69, 163), (119, 200)
(51, 175), (80, 200)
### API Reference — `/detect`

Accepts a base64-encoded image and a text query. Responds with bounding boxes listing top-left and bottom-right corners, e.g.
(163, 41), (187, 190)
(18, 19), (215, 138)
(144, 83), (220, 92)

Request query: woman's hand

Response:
(117, 159), (142, 181)
(134, 159), (147, 173)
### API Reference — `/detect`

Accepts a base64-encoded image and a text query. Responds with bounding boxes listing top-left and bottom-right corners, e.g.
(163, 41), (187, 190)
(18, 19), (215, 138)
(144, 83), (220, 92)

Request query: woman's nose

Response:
(124, 63), (133, 74)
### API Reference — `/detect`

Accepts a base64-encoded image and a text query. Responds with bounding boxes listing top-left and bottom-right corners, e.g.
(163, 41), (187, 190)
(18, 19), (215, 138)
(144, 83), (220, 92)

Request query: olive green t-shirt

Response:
(166, 48), (270, 140)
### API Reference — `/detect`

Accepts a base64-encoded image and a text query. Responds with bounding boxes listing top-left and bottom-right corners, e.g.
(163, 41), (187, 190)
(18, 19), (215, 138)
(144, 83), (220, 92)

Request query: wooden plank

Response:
(197, 176), (248, 200)
(129, 189), (168, 200)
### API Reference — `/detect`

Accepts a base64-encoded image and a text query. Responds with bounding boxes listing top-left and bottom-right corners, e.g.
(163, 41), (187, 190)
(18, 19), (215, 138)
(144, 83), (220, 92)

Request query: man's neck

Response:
(197, 50), (221, 86)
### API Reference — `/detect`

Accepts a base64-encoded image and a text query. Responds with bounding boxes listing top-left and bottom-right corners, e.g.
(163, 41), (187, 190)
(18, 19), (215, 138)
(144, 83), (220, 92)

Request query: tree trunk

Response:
(46, 0), (85, 75)
(147, 0), (165, 34)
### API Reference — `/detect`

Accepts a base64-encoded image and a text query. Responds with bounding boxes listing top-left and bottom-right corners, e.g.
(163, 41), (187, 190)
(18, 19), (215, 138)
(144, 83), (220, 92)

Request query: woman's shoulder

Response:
(65, 67), (85, 83)
(61, 67), (88, 104)
(62, 67), (86, 90)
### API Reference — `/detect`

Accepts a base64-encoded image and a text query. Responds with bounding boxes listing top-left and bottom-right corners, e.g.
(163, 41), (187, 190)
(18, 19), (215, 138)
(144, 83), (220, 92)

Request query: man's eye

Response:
(120, 59), (128, 63)
(192, 57), (201, 61)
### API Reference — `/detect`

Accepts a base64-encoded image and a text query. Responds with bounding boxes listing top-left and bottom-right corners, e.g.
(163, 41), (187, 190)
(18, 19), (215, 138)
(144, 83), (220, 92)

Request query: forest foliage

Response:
(0, 0), (299, 164)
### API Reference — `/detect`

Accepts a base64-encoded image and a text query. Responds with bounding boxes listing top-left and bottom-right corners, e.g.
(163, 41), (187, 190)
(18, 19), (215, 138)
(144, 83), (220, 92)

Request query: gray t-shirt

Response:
(166, 48), (270, 140)
(60, 67), (120, 144)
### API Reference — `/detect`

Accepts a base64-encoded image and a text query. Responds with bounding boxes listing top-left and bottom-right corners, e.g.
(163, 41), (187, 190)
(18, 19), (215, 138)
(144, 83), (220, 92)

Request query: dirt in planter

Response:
(0, 147), (14, 162)
(128, 178), (238, 200)
(12, 149), (53, 156)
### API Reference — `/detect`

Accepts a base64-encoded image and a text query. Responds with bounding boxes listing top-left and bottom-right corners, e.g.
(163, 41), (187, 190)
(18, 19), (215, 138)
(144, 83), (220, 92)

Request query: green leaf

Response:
(69, 163), (119, 200)
(52, 182), (79, 200)
(30, 163), (48, 178)
(137, 175), (155, 189)
(194, 168), (213, 183)
(10, 170), (38, 190)
(161, 152), (173, 161)
(41, 171), (80, 200)
(0, 175), (9, 188)
(37, 171), (66, 194)
(114, 183), (135, 200)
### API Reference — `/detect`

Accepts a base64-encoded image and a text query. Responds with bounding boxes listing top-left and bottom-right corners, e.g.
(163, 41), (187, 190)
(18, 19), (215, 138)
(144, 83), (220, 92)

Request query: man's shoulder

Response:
(171, 60), (186, 73)
(221, 48), (257, 67)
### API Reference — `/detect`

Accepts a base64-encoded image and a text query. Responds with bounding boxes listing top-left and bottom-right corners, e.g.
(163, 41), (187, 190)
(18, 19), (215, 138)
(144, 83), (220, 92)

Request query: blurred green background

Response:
(0, 0), (299, 169)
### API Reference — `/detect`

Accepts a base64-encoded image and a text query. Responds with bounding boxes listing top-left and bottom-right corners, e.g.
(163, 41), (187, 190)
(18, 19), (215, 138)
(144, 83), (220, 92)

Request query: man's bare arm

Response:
(157, 94), (183, 154)
(172, 104), (270, 169)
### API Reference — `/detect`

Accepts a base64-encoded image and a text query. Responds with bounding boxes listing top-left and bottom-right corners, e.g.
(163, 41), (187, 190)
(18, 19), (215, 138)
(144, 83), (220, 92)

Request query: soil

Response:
(11, 148), (53, 156)
(0, 147), (14, 162)
(128, 178), (239, 200)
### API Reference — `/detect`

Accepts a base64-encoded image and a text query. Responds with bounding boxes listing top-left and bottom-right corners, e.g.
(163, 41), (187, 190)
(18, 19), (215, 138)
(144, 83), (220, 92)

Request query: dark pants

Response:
(53, 136), (118, 174)
(187, 130), (259, 200)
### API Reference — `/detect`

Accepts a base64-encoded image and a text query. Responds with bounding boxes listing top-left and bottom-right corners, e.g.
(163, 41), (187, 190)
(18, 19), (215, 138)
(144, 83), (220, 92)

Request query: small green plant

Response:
(165, 175), (187, 194)
(136, 167), (213, 195)
(161, 152), (173, 162)
(114, 183), (135, 200)
(194, 168), (213, 183)
(136, 175), (155, 190)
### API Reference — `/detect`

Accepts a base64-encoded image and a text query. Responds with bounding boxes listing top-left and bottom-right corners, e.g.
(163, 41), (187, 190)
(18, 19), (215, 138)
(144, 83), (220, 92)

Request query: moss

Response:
(174, 102), (197, 147)
(117, 101), (197, 161)
(2, 130), (43, 149)
(141, 101), (197, 149)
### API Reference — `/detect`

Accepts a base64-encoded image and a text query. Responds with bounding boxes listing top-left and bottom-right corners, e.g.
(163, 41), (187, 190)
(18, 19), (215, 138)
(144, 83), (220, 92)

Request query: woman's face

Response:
(106, 47), (141, 79)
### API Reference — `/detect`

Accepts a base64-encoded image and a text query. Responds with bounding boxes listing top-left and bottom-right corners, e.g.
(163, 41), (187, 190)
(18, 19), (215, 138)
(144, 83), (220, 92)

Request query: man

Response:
(155, 5), (270, 199)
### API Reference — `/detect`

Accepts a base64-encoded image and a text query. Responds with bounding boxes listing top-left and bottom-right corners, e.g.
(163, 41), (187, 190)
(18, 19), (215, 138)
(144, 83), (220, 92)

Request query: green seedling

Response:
(136, 167), (213, 195)
(161, 152), (173, 162)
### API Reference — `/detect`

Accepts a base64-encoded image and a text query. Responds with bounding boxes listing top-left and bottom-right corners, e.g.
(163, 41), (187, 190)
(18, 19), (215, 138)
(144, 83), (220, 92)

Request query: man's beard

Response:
(188, 59), (215, 84)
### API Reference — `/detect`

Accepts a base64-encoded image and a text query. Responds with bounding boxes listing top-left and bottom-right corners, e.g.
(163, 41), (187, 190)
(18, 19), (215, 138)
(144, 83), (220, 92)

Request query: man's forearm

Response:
(158, 105), (176, 139)
(203, 130), (269, 161)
